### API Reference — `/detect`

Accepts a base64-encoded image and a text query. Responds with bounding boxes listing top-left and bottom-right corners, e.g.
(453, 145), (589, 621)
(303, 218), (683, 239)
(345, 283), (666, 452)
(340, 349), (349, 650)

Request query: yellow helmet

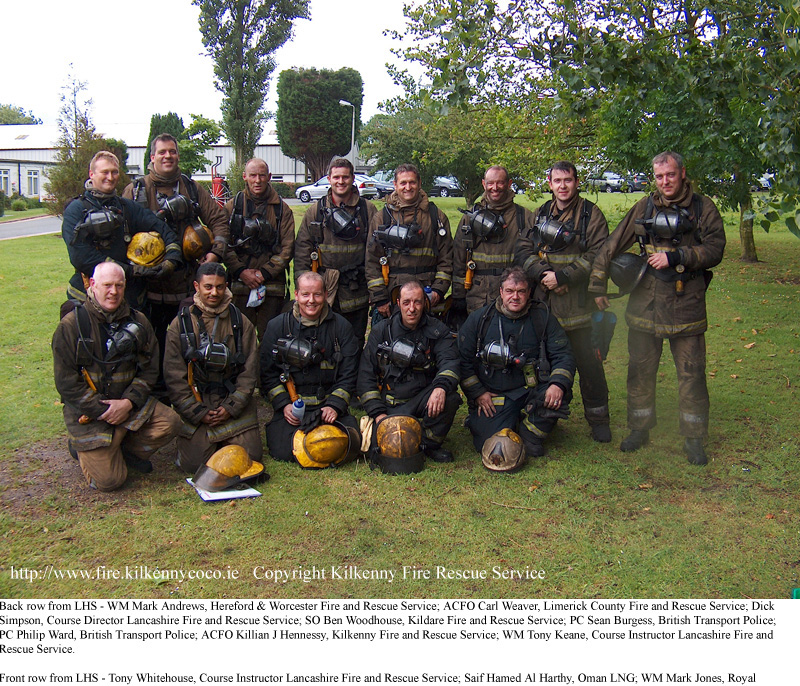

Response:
(182, 221), (214, 260)
(481, 429), (526, 473)
(127, 231), (166, 267)
(193, 445), (265, 492)
(293, 422), (354, 469)
(375, 415), (422, 459)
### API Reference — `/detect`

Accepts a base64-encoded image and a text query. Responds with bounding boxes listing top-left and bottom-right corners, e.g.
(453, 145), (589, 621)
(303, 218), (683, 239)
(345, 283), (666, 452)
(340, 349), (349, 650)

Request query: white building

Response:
(0, 123), (355, 199)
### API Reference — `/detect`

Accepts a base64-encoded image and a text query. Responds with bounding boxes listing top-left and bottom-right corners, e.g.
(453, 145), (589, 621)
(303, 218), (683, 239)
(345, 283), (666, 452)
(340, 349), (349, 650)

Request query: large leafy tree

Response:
(145, 112), (222, 177)
(145, 112), (185, 162)
(0, 104), (42, 125)
(395, 0), (796, 261)
(276, 67), (363, 182)
(193, 0), (310, 166)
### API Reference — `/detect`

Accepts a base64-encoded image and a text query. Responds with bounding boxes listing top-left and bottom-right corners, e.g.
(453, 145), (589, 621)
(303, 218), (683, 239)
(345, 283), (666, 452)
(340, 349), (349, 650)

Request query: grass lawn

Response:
(0, 207), (50, 223)
(0, 193), (797, 599)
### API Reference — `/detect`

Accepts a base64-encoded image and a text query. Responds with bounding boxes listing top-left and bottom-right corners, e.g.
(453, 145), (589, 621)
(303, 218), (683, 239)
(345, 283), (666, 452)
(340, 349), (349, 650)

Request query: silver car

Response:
(295, 175), (378, 202)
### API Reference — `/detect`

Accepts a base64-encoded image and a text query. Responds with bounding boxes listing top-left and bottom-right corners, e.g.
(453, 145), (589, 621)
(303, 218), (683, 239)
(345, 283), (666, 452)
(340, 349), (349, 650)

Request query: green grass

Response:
(0, 199), (798, 599)
(0, 207), (50, 222)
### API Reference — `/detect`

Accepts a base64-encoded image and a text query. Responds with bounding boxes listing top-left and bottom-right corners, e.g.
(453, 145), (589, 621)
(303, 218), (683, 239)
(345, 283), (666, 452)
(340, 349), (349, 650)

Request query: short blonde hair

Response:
(89, 151), (120, 172)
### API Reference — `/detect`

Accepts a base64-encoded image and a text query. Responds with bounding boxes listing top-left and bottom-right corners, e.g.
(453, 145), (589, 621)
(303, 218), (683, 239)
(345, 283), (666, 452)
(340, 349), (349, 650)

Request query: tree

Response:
(276, 67), (363, 182)
(193, 0), (310, 166)
(394, 0), (792, 261)
(178, 114), (222, 177)
(0, 104), (42, 125)
(45, 72), (129, 213)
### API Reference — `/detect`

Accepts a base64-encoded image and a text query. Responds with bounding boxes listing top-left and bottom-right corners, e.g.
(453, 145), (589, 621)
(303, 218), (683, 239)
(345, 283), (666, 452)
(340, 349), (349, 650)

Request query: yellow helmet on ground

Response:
(373, 415), (425, 475)
(194, 445), (265, 492)
(293, 422), (356, 469)
(127, 231), (166, 267)
(182, 221), (214, 260)
(481, 428), (526, 473)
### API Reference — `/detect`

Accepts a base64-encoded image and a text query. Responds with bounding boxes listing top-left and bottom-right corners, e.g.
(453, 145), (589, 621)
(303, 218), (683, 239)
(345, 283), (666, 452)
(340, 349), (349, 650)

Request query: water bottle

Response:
(291, 398), (305, 421)
(424, 285), (434, 303)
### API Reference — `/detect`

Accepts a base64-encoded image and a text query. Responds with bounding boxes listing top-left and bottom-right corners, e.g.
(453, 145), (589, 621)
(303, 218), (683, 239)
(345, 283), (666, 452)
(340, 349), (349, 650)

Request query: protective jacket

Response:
(163, 290), (260, 443)
(517, 195), (609, 330)
(588, 184), (725, 337)
(260, 303), (359, 416)
(122, 171), (229, 303)
(52, 293), (159, 451)
(358, 311), (460, 418)
(458, 299), (575, 403)
(295, 188), (376, 313)
(453, 190), (536, 312)
(365, 190), (453, 307)
(62, 189), (181, 303)
(224, 184), (295, 300)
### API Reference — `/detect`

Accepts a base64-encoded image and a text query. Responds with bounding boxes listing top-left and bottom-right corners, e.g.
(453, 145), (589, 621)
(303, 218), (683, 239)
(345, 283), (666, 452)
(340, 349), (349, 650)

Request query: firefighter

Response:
(588, 151), (726, 465)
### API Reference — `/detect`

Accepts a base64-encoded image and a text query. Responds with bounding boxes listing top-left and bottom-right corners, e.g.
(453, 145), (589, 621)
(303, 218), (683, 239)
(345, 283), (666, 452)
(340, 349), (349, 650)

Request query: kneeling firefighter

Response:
(358, 281), (462, 463)
(260, 271), (360, 466)
(163, 263), (263, 474)
(459, 266), (576, 460)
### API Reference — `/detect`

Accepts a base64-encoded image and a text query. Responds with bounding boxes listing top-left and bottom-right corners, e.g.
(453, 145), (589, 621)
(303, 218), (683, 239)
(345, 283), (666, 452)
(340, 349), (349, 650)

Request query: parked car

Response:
(624, 172), (649, 192)
(429, 176), (463, 198)
(751, 173), (773, 192)
(295, 175), (379, 202)
(585, 171), (626, 193)
(365, 175), (394, 198)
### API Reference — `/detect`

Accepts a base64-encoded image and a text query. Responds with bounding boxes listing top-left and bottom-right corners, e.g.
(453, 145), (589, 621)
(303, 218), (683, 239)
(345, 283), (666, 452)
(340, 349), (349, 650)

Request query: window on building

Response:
(0, 170), (9, 196)
(27, 170), (39, 197)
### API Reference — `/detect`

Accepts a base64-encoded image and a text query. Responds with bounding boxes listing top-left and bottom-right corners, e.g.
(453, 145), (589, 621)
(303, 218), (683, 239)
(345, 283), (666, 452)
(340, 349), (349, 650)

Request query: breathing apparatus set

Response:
(308, 197), (369, 280)
(374, 203), (444, 286)
(71, 201), (129, 248)
(458, 204), (517, 290)
(229, 192), (282, 257)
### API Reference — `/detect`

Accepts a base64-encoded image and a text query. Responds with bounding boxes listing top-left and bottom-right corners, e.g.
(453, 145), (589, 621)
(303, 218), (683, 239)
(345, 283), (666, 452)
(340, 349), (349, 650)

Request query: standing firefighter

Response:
(122, 133), (229, 354)
(588, 151), (726, 465)
(452, 165), (536, 315)
(61, 151), (182, 313)
(365, 163), (453, 321)
(163, 263), (263, 474)
(224, 158), (295, 340)
(358, 280), (461, 464)
(52, 263), (180, 491)
(516, 161), (613, 443)
(459, 267), (575, 461)
(260, 271), (360, 467)
(295, 158), (376, 349)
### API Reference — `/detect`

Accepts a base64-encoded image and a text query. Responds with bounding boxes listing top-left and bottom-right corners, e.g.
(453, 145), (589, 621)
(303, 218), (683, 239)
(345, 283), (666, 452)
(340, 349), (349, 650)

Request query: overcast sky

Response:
(4, 0), (419, 139)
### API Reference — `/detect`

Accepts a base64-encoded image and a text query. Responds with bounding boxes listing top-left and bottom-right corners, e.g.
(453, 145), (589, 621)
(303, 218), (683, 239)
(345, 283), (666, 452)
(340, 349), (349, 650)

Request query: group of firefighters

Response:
(52, 133), (726, 492)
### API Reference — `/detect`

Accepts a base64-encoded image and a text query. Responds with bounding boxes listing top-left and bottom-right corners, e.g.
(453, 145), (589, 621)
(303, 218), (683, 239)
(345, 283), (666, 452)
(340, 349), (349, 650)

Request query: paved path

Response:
(0, 215), (61, 241)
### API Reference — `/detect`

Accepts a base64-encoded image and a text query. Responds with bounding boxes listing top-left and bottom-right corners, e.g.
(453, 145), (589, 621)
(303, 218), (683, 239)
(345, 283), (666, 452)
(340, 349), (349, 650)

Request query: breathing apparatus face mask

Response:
(465, 208), (506, 241)
(377, 338), (430, 370)
(79, 209), (125, 241)
(535, 216), (576, 252)
(325, 207), (361, 240)
(375, 223), (424, 253)
(639, 208), (694, 240)
(105, 321), (145, 361)
(273, 336), (324, 369)
(157, 193), (192, 224)
(237, 216), (275, 245)
(478, 341), (526, 370)
(198, 340), (232, 373)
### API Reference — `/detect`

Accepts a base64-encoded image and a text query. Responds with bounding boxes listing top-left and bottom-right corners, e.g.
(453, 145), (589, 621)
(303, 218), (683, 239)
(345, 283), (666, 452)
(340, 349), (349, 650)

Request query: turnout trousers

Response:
(566, 326), (610, 427)
(626, 328), (709, 438)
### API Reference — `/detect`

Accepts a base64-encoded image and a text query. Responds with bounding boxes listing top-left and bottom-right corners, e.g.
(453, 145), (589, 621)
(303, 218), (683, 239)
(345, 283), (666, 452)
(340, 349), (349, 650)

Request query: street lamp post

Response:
(339, 99), (355, 166)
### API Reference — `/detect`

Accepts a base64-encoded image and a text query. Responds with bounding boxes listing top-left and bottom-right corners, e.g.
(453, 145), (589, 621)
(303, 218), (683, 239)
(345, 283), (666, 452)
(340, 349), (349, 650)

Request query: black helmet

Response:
(609, 253), (648, 295)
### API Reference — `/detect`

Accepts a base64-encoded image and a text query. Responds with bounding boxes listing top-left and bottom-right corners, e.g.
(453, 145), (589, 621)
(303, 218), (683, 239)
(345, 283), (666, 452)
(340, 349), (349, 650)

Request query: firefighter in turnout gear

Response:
(515, 161), (613, 443)
(588, 151), (726, 465)
(61, 151), (182, 314)
(52, 263), (180, 491)
(365, 163), (453, 320)
(224, 158), (295, 340)
(459, 267), (575, 459)
(122, 133), (229, 360)
(296, 158), (376, 349)
(260, 271), (360, 465)
(163, 263), (263, 474)
(452, 165), (536, 314)
(358, 280), (461, 463)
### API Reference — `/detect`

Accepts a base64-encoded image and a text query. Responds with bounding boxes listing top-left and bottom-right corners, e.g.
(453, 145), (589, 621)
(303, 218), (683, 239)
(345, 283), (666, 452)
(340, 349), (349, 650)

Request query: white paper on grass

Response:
(186, 477), (262, 502)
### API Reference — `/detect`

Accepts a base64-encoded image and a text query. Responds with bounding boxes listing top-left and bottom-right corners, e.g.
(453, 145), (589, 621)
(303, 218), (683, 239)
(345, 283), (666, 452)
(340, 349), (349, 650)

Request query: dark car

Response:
(585, 171), (626, 193)
(365, 176), (394, 198)
(429, 176), (463, 198)
(627, 173), (649, 192)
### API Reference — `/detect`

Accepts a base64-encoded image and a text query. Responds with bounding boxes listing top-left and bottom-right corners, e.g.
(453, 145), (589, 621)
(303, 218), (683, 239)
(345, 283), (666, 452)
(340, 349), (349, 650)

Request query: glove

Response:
(157, 260), (177, 278)
(451, 298), (467, 315)
(299, 408), (322, 433)
(131, 264), (160, 278)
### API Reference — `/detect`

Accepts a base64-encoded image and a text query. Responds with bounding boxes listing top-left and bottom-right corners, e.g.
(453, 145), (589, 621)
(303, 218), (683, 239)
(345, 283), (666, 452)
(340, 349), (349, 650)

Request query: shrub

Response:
(0, 191), (5, 217)
(26, 197), (43, 209)
(11, 199), (27, 212)
(272, 182), (299, 198)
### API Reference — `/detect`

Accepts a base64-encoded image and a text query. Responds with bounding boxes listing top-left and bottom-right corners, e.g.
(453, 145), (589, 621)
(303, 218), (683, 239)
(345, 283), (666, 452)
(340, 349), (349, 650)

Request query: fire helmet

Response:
(608, 252), (648, 295)
(481, 428), (526, 473)
(373, 415), (425, 475)
(193, 445), (264, 492)
(127, 231), (166, 267)
(182, 221), (214, 261)
(293, 422), (358, 469)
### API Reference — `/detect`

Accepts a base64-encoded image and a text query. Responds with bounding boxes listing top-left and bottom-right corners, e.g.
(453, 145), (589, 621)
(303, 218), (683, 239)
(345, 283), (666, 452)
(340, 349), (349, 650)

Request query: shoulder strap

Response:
(475, 305), (495, 356)
(75, 303), (94, 367)
(579, 198), (594, 249)
(229, 303), (245, 365)
(178, 306), (198, 359)
(356, 198), (369, 231)
(541, 199), (553, 217)
(516, 204), (525, 235)
(182, 174), (199, 206)
(429, 201), (441, 258)
(316, 197), (326, 223)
